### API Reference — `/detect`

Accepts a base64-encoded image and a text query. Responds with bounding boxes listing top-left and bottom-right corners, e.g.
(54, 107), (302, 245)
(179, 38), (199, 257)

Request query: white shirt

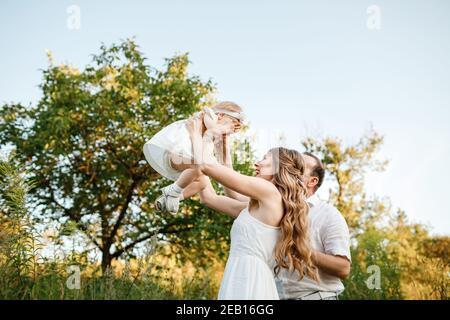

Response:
(275, 194), (351, 299)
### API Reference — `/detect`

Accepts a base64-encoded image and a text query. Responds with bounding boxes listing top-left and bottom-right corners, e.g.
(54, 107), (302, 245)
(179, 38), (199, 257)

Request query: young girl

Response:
(143, 101), (244, 213)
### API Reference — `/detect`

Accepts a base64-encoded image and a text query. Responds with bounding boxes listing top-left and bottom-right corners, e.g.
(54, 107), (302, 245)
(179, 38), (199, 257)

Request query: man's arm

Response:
(312, 251), (351, 279)
(314, 208), (352, 279)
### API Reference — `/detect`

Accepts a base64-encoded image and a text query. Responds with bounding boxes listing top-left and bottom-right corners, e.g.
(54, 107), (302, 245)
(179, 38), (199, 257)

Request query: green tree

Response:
(0, 39), (241, 273)
(384, 212), (449, 299)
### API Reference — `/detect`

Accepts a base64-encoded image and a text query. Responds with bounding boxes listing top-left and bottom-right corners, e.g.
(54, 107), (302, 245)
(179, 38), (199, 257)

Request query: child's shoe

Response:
(154, 184), (183, 214)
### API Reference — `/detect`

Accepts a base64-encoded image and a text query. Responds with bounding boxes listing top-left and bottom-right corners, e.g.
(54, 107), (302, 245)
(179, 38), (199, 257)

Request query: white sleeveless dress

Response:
(218, 207), (281, 300)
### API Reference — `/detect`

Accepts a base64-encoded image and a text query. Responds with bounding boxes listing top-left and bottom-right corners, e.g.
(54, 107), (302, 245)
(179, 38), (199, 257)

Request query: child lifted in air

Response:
(143, 101), (244, 213)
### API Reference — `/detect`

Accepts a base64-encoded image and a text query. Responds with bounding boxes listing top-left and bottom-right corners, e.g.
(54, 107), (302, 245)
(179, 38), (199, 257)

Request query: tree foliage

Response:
(0, 39), (241, 272)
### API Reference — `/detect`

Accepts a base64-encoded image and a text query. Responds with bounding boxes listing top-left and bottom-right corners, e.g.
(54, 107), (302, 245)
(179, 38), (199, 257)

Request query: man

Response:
(274, 152), (351, 300)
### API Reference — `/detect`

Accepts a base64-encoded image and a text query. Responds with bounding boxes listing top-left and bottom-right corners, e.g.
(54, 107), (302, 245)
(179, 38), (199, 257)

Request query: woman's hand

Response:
(213, 134), (226, 164)
(186, 112), (204, 139)
(186, 112), (204, 164)
(186, 112), (217, 165)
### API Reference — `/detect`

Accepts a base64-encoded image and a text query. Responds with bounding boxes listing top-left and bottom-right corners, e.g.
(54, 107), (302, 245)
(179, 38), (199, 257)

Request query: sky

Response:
(0, 0), (449, 235)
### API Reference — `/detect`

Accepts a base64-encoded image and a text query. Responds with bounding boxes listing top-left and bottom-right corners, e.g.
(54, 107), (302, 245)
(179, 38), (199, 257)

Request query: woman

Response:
(185, 116), (318, 300)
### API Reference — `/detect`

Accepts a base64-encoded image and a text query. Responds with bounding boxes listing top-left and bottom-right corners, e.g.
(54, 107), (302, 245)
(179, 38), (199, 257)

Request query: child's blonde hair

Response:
(212, 101), (242, 114)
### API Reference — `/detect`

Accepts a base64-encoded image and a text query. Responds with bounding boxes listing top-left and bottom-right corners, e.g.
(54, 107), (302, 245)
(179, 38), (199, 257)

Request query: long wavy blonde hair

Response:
(269, 147), (318, 281)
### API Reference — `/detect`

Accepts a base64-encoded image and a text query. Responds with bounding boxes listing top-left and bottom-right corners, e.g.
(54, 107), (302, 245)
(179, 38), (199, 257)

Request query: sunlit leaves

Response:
(0, 39), (219, 271)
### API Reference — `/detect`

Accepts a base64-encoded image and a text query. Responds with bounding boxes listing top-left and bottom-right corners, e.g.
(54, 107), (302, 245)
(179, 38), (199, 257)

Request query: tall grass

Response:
(0, 244), (222, 300)
(0, 157), (223, 300)
(0, 156), (223, 300)
(0, 158), (41, 299)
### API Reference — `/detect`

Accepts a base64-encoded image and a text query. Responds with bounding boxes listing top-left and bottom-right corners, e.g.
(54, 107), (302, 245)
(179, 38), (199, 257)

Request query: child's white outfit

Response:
(143, 106), (231, 181)
(143, 106), (244, 213)
(143, 119), (193, 181)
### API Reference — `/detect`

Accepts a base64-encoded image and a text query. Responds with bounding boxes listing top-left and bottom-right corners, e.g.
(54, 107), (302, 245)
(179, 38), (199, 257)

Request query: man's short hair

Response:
(303, 152), (325, 191)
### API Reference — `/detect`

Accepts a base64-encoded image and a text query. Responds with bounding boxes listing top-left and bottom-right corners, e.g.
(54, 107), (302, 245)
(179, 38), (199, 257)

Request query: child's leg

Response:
(165, 153), (201, 195)
(175, 167), (202, 189)
(156, 173), (207, 213)
(181, 175), (208, 200)
(169, 153), (194, 172)
(156, 153), (203, 213)
(161, 166), (201, 200)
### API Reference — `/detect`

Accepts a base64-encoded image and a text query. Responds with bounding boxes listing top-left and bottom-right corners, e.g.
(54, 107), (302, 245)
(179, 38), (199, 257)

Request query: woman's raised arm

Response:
(199, 177), (248, 218)
(198, 163), (279, 203)
(214, 134), (250, 203)
(186, 115), (279, 202)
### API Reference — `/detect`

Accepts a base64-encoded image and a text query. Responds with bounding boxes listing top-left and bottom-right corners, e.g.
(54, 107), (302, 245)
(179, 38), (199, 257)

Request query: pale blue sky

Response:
(1, 0), (449, 235)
